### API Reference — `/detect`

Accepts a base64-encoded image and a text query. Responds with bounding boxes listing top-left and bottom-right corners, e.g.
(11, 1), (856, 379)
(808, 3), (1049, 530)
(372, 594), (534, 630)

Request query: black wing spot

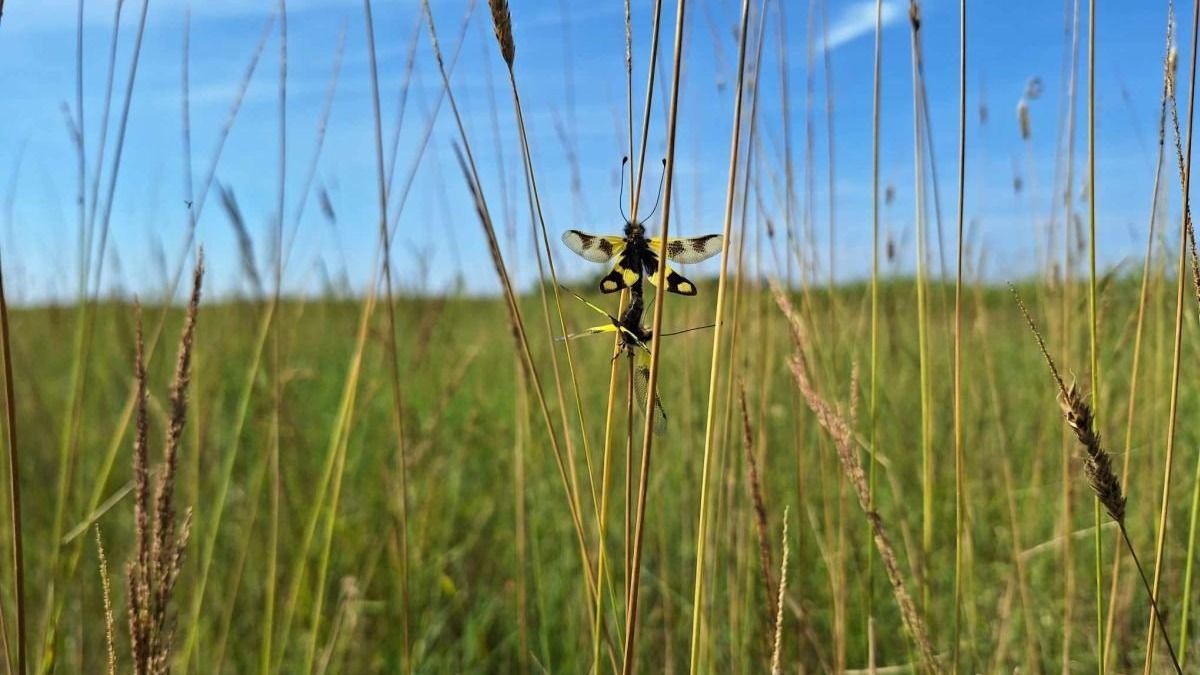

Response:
(692, 235), (719, 252)
(599, 268), (627, 294)
(666, 270), (697, 296)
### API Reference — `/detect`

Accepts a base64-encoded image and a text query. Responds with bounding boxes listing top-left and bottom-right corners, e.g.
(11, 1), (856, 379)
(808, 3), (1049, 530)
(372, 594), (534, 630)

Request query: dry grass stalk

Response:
(1011, 287), (1182, 673)
(769, 506), (789, 675)
(0, 252), (24, 675)
(128, 256), (203, 675)
(96, 526), (118, 675)
(772, 284), (939, 674)
(739, 383), (774, 636)
(1011, 288), (1125, 522)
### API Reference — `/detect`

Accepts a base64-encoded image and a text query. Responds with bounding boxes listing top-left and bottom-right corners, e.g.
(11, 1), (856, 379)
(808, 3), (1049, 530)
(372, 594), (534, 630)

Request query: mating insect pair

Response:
(561, 158), (723, 297)
(558, 158), (723, 432)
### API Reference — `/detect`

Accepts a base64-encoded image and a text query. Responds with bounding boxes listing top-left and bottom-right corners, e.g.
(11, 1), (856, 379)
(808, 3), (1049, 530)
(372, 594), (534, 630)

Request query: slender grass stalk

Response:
(686, 0), (753, 671)
(1103, 8), (1172, 666)
(261, 4), (286, 674)
(907, 1), (935, 611)
(42, 3), (151, 668)
(1146, 0), (1200, 670)
(363, 2), (412, 671)
(1175, 8), (1200, 661)
(1182, 421), (1200, 666)
(1058, 2), (1082, 666)
(0, 254), (23, 675)
(299, 294), (377, 675)
(1014, 290), (1183, 674)
(776, 286), (939, 672)
(489, 0), (605, 554)
(425, 0), (599, 618)
(180, 302), (275, 669)
(622, 0), (688, 670)
(866, 0), (884, 654)
(952, 0), (967, 670)
(1085, 2), (1106, 671)
(591, 291), (628, 675)
(512, 349), (530, 674)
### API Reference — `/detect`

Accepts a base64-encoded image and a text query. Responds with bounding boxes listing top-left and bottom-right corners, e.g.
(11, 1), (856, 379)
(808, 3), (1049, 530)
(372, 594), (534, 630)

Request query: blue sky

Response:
(0, 0), (1187, 302)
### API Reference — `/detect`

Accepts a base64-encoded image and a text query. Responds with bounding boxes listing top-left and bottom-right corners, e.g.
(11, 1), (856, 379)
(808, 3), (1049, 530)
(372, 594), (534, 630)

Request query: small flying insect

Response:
(562, 158), (724, 296)
(558, 286), (715, 434)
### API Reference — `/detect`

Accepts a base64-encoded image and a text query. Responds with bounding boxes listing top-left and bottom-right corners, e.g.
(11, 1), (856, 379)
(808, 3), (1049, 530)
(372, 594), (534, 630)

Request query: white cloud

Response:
(824, 0), (904, 52)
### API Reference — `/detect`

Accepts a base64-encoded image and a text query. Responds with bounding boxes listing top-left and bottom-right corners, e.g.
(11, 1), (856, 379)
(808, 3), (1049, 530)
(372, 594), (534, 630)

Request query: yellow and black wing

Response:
(562, 230), (625, 263)
(633, 350), (667, 434)
(649, 234), (723, 264)
(598, 253), (642, 294)
(645, 260), (698, 296)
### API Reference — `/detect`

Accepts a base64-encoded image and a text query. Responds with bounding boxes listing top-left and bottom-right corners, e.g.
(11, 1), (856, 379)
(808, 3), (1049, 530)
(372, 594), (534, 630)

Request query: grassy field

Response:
(3, 0), (1200, 673)
(0, 275), (1196, 673)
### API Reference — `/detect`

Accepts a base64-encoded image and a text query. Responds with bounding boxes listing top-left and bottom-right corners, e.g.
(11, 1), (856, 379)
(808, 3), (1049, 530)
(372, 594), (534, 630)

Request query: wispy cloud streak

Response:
(825, 0), (904, 51)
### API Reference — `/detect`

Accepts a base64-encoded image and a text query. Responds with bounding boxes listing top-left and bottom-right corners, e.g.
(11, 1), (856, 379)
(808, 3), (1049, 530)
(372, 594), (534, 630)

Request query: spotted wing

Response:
(633, 350), (667, 434)
(649, 234), (723, 264)
(562, 230), (625, 263)
(598, 253), (642, 294)
(644, 260), (699, 296)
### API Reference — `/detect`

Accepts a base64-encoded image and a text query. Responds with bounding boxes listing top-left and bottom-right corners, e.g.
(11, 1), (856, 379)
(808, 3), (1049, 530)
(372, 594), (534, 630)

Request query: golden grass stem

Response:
(0, 254), (23, 675)
(622, 0), (688, 670)
(591, 290), (629, 674)
(686, 0), (753, 670)
(1146, 0), (1199, 670)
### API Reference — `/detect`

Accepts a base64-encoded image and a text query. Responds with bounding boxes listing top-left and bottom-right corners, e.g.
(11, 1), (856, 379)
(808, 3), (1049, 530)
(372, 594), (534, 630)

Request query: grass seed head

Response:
(488, 0), (515, 68)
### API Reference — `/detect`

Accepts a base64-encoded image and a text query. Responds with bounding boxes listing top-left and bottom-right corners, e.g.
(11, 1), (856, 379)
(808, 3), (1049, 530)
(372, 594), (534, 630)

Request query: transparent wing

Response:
(648, 234), (723, 264)
(562, 230), (625, 263)
(561, 285), (617, 320)
(633, 351), (668, 435)
(559, 286), (642, 343)
(558, 324), (623, 343)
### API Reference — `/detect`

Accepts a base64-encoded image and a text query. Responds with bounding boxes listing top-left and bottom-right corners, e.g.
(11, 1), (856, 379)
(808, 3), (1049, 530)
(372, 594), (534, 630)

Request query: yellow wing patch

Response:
(599, 255), (639, 294)
(645, 261), (698, 296)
